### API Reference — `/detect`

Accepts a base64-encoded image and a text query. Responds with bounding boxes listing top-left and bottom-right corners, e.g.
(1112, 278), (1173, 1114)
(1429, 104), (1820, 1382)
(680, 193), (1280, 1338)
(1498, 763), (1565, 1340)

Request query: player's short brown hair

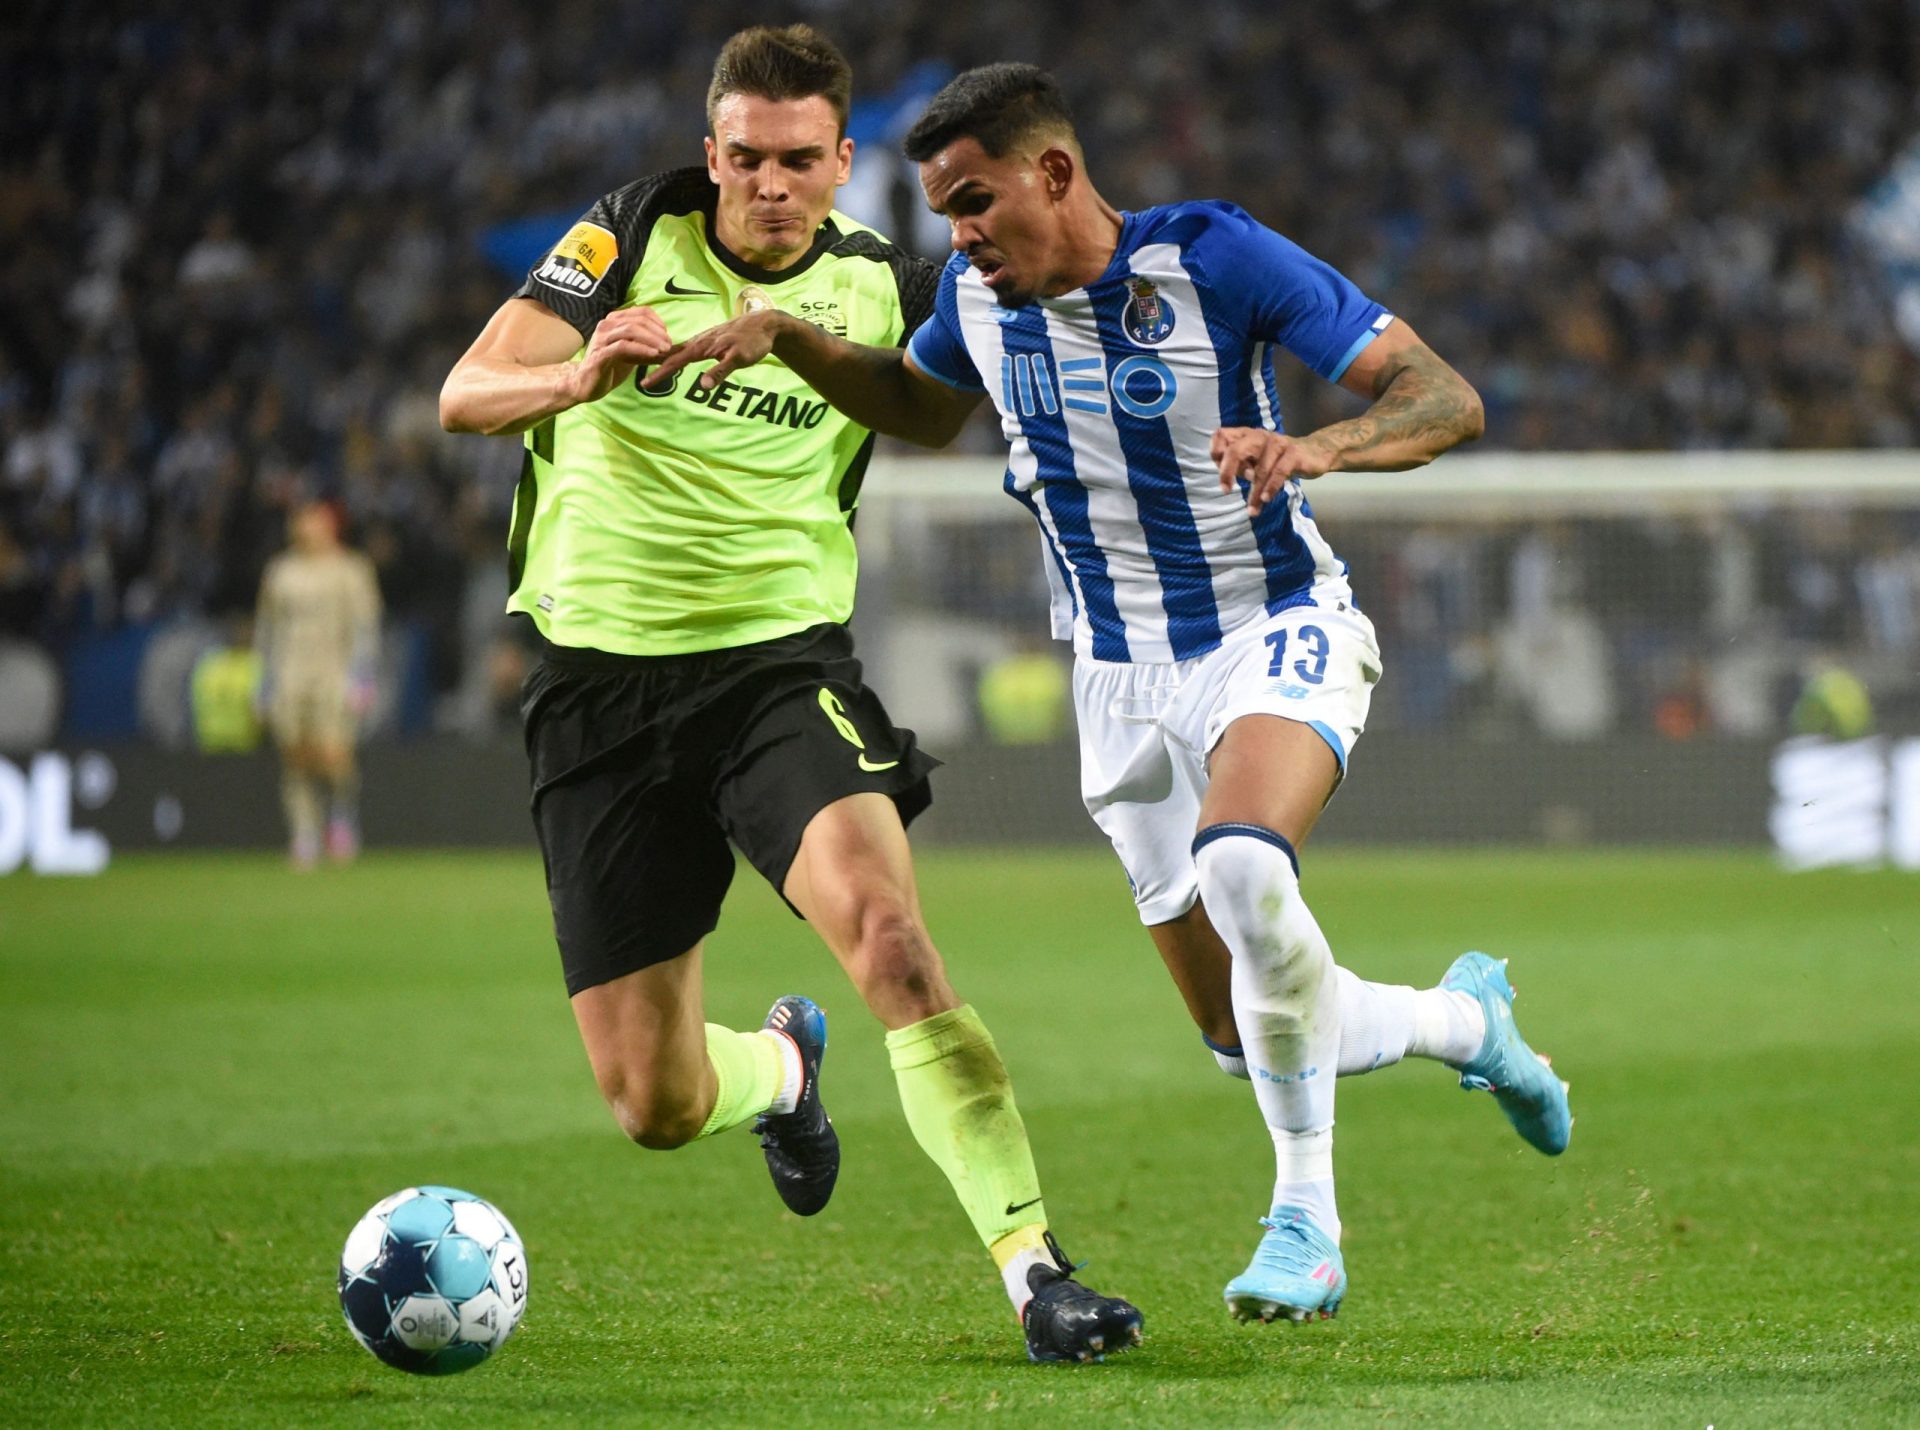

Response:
(706, 25), (853, 138)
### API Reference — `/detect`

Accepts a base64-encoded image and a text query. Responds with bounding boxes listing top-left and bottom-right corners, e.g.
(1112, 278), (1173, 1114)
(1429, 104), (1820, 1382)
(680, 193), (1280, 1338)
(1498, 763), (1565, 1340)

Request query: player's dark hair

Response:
(707, 25), (853, 138)
(902, 63), (1077, 162)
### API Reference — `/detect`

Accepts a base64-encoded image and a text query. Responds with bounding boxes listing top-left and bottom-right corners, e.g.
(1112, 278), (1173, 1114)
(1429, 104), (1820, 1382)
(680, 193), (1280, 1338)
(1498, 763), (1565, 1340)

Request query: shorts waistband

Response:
(535, 621), (843, 672)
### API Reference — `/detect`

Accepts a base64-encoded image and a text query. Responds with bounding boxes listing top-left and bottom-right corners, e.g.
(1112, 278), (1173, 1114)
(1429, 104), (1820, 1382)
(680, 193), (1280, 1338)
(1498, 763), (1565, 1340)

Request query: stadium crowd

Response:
(2, 0), (1917, 738)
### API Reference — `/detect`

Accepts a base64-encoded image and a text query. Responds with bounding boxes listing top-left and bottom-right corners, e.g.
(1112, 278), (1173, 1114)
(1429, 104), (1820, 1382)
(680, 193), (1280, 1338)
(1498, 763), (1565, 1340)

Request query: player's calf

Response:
(838, 900), (955, 1025)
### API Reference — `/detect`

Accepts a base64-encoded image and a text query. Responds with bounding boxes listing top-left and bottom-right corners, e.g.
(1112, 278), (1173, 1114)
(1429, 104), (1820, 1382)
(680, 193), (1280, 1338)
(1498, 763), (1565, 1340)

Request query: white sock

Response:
(999, 1244), (1052, 1314)
(760, 1029), (804, 1115)
(1412, 984), (1486, 1066)
(1211, 970), (1488, 1080)
(1269, 1127), (1338, 1241)
(1194, 826), (1341, 1242)
(1212, 1045), (1251, 1079)
(1206, 1031), (1251, 1079)
(1334, 968), (1486, 1074)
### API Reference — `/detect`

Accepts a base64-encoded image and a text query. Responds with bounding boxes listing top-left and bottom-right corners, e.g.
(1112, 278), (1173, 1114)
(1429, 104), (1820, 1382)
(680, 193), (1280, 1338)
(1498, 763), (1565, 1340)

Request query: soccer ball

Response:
(337, 1185), (528, 1375)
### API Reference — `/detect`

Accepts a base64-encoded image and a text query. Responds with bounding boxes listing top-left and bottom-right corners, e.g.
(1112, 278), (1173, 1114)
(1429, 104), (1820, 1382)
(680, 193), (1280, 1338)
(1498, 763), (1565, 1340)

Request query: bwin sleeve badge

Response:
(535, 222), (619, 296)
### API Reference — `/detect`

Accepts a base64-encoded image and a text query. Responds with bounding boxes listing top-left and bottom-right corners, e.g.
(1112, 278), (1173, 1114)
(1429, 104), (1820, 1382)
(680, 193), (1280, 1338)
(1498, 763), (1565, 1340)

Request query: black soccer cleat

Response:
(1022, 1231), (1145, 1363)
(752, 996), (840, 1216)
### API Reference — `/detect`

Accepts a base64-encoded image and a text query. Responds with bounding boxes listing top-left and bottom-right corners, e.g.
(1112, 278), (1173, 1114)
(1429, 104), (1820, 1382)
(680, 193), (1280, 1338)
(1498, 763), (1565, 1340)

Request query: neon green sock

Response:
(696, 1025), (785, 1140)
(886, 1005), (1046, 1249)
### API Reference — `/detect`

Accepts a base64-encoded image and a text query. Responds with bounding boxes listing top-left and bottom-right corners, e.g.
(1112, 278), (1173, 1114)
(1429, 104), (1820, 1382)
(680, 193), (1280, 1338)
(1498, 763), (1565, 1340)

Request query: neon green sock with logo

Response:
(885, 1005), (1047, 1250)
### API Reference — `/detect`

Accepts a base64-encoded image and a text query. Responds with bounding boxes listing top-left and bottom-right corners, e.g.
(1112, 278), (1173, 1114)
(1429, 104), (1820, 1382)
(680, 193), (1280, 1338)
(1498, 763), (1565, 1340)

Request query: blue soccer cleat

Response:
(753, 996), (840, 1215)
(1442, 952), (1572, 1156)
(1223, 1207), (1347, 1323)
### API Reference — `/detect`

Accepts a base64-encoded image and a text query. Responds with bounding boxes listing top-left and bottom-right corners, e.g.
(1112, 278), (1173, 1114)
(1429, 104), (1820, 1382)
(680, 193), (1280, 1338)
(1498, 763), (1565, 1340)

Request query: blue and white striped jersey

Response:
(908, 201), (1392, 664)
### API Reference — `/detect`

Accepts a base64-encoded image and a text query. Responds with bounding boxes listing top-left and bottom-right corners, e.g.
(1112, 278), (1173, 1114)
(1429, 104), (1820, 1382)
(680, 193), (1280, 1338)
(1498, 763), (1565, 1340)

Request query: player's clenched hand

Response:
(1211, 427), (1335, 515)
(642, 311), (788, 392)
(570, 307), (673, 404)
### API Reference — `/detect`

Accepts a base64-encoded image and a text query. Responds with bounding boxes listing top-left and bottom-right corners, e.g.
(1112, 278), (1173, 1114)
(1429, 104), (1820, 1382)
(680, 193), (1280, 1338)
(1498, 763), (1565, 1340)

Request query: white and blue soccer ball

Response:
(338, 1186), (528, 1375)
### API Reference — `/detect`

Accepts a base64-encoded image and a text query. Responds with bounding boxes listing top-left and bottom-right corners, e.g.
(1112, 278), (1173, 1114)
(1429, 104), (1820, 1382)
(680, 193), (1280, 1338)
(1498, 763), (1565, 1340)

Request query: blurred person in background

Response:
(190, 614), (264, 754)
(1791, 655), (1875, 740)
(254, 499), (381, 867)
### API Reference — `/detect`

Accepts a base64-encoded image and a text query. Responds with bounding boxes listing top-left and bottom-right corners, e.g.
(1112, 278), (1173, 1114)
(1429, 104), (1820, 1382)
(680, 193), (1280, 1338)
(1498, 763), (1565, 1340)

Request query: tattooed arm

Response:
(1212, 319), (1484, 514)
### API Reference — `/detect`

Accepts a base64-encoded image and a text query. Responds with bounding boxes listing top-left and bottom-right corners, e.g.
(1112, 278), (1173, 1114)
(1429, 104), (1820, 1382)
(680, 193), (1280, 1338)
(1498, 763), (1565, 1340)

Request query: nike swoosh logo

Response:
(857, 755), (900, 772)
(1005, 1197), (1043, 1216)
(664, 277), (717, 296)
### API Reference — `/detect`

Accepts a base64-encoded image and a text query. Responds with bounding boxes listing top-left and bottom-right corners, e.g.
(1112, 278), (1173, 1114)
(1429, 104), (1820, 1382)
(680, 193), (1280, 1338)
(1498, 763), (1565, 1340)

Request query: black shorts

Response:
(520, 622), (939, 995)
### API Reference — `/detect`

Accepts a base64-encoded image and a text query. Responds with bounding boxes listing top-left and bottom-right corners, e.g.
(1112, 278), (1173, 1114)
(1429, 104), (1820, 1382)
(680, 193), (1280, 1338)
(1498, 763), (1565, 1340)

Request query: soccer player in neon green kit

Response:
(439, 25), (1140, 1363)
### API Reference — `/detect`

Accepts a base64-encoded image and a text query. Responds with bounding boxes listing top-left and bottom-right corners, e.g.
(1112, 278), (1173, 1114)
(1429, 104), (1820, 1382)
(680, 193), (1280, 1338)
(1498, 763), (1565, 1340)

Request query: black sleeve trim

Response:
(836, 431), (877, 513)
(511, 168), (711, 341)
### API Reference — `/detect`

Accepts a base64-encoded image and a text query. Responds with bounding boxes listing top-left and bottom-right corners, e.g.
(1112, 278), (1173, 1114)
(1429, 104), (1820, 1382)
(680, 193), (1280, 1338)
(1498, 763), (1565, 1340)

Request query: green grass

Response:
(2, 848), (1917, 1425)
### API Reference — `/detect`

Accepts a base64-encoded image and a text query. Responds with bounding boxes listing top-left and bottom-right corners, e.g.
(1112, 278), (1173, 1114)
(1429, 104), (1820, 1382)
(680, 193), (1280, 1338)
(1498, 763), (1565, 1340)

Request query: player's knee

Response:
(844, 896), (949, 1018)
(1193, 825), (1301, 909)
(598, 1071), (703, 1150)
(850, 901), (931, 984)
(625, 1114), (701, 1151)
(1193, 825), (1313, 971)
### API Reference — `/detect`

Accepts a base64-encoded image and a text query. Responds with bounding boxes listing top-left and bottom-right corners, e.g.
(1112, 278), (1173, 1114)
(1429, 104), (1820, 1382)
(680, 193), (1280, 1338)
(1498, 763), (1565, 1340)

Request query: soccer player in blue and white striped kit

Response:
(654, 62), (1572, 1325)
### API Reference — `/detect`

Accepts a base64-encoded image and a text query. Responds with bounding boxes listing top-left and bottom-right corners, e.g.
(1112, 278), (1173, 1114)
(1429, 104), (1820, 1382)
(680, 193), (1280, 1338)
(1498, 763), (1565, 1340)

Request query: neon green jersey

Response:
(506, 168), (937, 655)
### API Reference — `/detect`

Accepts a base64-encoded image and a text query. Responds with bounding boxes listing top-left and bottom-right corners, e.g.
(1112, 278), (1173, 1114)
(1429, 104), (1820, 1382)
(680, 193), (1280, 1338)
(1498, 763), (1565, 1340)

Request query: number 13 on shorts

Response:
(1198, 606), (1382, 775)
(1264, 625), (1331, 685)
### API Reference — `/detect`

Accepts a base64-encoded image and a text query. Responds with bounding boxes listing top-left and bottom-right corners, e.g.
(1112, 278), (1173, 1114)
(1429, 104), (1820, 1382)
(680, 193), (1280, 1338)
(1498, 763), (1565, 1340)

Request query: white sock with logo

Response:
(1193, 826), (1342, 1242)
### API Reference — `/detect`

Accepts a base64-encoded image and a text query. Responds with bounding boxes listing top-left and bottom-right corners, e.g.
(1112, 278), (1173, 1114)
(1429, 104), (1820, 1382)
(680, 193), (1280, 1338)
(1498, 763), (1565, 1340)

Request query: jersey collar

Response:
(703, 192), (844, 285)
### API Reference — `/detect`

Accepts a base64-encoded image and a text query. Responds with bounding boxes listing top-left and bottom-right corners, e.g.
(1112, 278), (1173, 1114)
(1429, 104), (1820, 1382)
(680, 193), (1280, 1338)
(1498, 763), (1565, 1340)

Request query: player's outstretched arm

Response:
(440, 298), (673, 437)
(1315, 318), (1485, 469)
(643, 311), (982, 448)
(1214, 319), (1485, 514)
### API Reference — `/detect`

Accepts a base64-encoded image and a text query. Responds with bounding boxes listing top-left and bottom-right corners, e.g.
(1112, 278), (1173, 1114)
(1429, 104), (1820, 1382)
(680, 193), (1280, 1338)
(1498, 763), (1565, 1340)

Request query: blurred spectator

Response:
(978, 648), (1072, 746)
(189, 617), (262, 753)
(0, 1), (1916, 740)
(1791, 660), (1875, 739)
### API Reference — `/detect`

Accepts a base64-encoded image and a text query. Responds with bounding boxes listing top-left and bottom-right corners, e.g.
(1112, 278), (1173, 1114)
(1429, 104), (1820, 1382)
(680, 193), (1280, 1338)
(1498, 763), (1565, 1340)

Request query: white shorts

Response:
(1074, 598), (1383, 925)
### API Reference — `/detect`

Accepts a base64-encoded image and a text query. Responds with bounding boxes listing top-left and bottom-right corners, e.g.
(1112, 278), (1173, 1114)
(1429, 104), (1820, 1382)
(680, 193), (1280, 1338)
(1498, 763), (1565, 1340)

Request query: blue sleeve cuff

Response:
(1327, 313), (1394, 383)
(907, 330), (986, 393)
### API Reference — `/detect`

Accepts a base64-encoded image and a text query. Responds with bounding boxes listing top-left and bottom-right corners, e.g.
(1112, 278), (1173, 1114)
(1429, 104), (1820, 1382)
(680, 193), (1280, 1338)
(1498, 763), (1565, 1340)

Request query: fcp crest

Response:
(1122, 277), (1175, 345)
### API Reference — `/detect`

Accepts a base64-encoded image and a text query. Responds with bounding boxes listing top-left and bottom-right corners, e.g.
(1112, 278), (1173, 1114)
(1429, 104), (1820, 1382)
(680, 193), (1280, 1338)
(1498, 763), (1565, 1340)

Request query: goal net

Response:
(851, 451), (1920, 857)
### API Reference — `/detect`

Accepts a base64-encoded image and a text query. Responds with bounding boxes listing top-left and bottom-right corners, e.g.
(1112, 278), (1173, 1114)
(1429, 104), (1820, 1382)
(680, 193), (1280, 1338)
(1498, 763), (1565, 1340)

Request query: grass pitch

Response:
(2, 847), (1916, 1425)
